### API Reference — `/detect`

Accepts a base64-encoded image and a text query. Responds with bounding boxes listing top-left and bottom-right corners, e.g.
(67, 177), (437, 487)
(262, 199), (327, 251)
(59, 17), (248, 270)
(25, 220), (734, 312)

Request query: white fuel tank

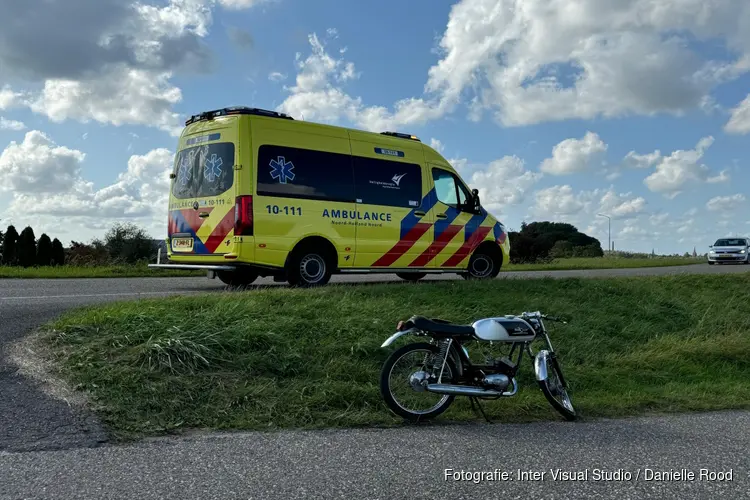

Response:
(472, 316), (537, 343)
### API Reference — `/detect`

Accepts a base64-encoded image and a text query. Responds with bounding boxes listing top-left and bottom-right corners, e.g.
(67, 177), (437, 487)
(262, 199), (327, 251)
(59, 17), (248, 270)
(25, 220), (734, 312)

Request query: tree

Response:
(508, 221), (604, 263)
(17, 226), (37, 267)
(0, 227), (4, 247)
(37, 233), (53, 266)
(67, 239), (110, 266)
(2, 225), (19, 266)
(51, 238), (66, 266)
(103, 222), (157, 264)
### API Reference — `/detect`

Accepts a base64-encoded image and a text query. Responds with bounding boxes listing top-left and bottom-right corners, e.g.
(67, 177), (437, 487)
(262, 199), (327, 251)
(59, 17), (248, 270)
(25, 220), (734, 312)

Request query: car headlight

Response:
(741, 250), (746, 254)
(709, 250), (716, 254)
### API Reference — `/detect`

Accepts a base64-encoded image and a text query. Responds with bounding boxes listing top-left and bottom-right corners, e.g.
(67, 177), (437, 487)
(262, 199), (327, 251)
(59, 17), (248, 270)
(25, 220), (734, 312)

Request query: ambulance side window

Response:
(432, 169), (459, 206)
(353, 156), (422, 208)
(256, 144), (355, 202)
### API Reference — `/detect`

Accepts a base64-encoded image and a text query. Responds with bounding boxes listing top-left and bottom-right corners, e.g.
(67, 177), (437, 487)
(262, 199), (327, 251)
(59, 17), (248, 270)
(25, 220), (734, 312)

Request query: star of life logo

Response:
(203, 154), (224, 183)
(270, 156), (296, 184)
(177, 153), (194, 186)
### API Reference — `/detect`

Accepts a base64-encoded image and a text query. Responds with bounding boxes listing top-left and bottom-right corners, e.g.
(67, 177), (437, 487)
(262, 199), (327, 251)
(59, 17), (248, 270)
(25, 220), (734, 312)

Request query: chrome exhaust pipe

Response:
(426, 384), (504, 397)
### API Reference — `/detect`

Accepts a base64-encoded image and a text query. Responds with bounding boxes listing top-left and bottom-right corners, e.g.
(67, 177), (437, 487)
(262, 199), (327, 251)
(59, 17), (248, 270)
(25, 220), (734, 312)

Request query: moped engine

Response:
(481, 374), (510, 391)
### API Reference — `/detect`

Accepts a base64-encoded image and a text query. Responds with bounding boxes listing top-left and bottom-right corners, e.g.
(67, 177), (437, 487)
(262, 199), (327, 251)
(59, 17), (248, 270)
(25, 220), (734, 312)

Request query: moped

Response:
(379, 311), (576, 422)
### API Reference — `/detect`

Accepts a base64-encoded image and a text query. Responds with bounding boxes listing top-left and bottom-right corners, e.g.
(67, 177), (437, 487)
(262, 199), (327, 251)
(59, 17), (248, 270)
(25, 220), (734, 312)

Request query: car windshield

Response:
(714, 238), (747, 246)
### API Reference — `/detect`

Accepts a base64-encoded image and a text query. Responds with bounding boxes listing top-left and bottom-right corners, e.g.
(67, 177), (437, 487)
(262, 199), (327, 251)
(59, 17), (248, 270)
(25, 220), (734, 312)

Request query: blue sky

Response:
(1, 0), (749, 254)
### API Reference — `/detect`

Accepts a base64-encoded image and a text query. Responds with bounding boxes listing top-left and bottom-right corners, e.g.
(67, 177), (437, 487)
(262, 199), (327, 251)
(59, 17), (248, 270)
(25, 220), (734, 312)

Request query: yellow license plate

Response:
(172, 238), (194, 252)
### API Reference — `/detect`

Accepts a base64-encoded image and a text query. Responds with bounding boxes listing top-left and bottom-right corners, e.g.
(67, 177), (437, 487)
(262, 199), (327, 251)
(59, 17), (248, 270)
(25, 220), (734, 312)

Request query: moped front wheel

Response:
(380, 342), (456, 422)
(537, 354), (577, 421)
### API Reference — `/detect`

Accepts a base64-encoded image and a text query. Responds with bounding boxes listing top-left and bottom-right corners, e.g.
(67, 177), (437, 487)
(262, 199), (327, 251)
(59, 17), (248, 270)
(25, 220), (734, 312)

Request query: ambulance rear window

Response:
(172, 143), (235, 199)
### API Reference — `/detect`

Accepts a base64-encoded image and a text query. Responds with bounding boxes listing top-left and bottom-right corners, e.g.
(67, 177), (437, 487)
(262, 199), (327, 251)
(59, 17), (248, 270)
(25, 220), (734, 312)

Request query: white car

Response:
(707, 237), (750, 265)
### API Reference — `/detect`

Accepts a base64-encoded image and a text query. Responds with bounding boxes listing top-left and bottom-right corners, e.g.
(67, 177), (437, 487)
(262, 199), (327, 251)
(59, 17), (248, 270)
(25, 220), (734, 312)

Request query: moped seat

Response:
(409, 315), (476, 337)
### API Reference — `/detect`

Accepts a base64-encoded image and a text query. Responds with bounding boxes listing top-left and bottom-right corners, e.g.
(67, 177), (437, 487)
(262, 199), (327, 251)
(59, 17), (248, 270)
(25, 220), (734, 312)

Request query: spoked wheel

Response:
(380, 342), (456, 422)
(538, 353), (577, 421)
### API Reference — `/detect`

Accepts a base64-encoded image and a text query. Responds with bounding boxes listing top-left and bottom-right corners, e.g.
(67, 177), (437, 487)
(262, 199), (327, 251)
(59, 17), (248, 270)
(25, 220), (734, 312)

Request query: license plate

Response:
(172, 238), (194, 252)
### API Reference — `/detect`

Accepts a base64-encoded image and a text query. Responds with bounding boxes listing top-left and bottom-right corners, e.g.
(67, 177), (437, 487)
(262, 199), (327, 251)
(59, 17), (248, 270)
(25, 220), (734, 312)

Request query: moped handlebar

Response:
(519, 311), (569, 324)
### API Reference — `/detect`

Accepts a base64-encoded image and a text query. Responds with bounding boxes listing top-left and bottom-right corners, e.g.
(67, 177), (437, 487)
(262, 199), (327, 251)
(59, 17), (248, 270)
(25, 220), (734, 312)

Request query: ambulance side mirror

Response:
(471, 188), (481, 212)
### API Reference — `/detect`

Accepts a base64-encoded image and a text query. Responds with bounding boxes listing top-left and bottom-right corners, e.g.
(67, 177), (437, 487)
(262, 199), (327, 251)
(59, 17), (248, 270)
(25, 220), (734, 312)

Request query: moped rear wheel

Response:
(538, 355), (577, 421)
(380, 342), (456, 422)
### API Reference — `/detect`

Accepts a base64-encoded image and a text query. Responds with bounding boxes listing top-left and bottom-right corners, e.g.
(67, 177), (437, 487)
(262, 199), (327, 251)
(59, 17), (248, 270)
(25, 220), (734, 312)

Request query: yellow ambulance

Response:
(149, 106), (510, 286)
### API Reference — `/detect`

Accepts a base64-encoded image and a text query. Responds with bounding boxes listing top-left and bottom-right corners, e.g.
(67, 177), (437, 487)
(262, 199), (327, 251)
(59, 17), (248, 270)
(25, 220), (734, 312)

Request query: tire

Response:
(708, 261), (715, 265)
(380, 342), (456, 422)
(396, 272), (427, 282)
(538, 354), (577, 421)
(286, 246), (332, 287)
(462, 248), (501, 280)
(216, 269), (258, 287)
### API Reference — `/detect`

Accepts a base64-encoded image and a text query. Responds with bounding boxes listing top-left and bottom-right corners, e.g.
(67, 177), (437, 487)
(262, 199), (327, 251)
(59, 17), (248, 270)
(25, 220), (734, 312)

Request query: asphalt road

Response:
(1, 412), (747, 499)
(1, 263), (748, 498)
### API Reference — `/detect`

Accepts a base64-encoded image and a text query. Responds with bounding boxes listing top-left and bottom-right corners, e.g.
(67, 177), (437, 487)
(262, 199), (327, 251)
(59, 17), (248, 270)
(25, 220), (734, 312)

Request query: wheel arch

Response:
(473, 240), (504, 269)
(284, 235), (339, 271)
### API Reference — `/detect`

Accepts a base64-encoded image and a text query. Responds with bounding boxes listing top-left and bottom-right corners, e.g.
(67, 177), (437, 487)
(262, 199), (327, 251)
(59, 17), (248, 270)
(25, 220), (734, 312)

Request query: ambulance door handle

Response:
(198, 212), (210, 218)
(414, 211), (426, 217)
(435, 213), (448, 219)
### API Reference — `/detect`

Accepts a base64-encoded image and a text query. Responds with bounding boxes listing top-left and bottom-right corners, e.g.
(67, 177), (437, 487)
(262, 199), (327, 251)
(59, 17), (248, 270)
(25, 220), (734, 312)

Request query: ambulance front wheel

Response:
(462, 246), (502, 280)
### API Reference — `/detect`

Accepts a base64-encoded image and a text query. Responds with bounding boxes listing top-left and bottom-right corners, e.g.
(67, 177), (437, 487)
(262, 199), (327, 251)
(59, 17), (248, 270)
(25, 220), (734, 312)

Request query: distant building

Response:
(692, 247), (697, 257)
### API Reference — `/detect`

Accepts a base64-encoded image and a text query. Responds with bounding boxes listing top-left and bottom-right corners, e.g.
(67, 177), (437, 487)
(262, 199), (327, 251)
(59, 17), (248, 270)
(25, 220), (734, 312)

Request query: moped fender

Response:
(534, 349), (551, 382)
(380, 328), (418, 347)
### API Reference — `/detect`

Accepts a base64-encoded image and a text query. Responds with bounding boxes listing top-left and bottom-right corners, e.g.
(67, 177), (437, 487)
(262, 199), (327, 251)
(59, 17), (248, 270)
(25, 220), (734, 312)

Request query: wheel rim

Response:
(546, 362), (574, 413)
(299, 254), (326, 283)
(470, 255), (493, 278)
(388, 348), (452, 415)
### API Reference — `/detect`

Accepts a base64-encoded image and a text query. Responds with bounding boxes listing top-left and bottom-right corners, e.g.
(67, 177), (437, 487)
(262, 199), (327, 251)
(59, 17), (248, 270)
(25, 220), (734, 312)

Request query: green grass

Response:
(504, 256), (704, 271)
(1, 256), (704, 279)
(0, 265), (203, 279)
(38, 274), (750, 439)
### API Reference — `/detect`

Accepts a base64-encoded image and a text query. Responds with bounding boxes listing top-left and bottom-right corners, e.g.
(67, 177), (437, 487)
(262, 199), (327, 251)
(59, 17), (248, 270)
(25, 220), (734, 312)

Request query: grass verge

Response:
(1, 257), (705, 279)
(504, 256), (704, 271)
(37, 274), (750, 439)
(0, 265), (203, 279)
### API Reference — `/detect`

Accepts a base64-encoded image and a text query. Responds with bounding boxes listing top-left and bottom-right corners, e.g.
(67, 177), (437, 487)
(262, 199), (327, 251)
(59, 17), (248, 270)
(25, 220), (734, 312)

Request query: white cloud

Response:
(276, 1), (750, 131)
(0, 131), (86, 194)
(643, 136), (727, 197)
(598, 188), (647, 219)
(0, 0), (270, 135)
(268, 71), (287, 82)
(622, 150), (662, 169)
(467, 156), (543, 215)
(532, 185), (588, 217)
(218, 0), (271, 9)
(383, 0), (750, 128)
(539, 132), (607, 175)
(276, 32), (450, 131)
(430, 138), (445, 153)
(5, 147), (174, 234)
(0, 117), (26, 131)
(706, 194), (747, 212)
(28, 69), (183, 136)
(0, 86), (23, 110)
(724, 94), (750, 134)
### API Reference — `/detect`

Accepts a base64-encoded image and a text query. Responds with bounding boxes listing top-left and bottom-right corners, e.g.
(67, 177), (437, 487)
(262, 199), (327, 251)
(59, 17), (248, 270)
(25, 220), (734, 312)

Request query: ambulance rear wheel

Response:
(396, 272), (426, 282)
(217, 269), (258, 287)
(286, 244), (333, 287)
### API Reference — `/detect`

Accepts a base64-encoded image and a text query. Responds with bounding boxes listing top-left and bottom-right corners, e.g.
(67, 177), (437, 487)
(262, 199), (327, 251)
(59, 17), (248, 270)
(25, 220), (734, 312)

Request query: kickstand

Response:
(469, 397), (493, 424)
